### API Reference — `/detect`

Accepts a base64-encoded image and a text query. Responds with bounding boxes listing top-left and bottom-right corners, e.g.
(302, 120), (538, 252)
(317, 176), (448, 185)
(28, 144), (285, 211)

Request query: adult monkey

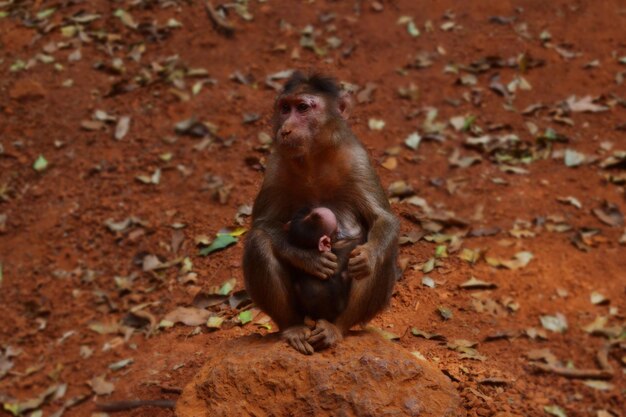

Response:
(243, 72), (399, 355)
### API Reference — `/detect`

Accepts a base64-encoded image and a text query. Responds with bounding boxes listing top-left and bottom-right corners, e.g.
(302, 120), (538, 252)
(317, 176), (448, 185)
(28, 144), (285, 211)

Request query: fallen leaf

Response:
(566, 95), (609, 113)
(206, 315), (224, 329)
(410, 328), (447, 341)
(356, 83), (377, 103)
(583, 380), (614, 391)
(422, 276), (435, 288)
(404, 132), (422, 150)
(238, 310), (254, 324)
(114, 116), (130, 140)
(113, 8), (138, 29)
(89, 376), (115, 396)
(368, 118), (385, 130)
(557, 196), (582, 209)
(192, 292), (227, 309)
(460, 277), (496, 290)
(381, 157), (397, 170)
(198, 233), (238, 256)
(108, 358), (133, 371)
(544, 405), (567, 417)
(438, 306), (453, 320)
(218, 278), (237, 295)
(367, 326), (400, 340)
(142, 254), (164, 272)
(486, 251), (533, 269)
(592, 201), (624, 227)
(33, 155), (48, 172)
(590, 292), (609, 305)
(540, 313), (568, 333)
(564, 149), (587, 167)
(527, 348), (559, 366)
(162, 307), (210, 327)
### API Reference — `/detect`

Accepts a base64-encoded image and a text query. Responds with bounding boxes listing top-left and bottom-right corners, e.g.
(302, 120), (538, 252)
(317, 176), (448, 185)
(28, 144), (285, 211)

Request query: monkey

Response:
(286, 206), (363, 323)
(243, 71), (400, 355)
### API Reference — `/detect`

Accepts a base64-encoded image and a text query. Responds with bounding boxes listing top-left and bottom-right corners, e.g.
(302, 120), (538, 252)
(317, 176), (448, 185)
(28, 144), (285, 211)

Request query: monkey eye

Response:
(296, 103), (310, 113)
(280, 103), (290, 114)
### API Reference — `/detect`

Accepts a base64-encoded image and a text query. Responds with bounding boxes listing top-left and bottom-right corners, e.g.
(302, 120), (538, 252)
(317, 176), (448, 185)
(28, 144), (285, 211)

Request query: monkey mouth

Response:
(280, 137), (305, 149)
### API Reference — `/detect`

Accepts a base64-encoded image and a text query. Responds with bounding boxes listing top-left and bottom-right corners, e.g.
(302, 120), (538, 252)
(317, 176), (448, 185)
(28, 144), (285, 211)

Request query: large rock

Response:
(177, 331), (463, 417)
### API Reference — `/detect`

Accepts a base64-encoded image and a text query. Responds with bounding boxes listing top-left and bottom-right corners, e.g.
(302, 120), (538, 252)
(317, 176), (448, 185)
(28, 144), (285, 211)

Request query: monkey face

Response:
(274, 94), (329, 157)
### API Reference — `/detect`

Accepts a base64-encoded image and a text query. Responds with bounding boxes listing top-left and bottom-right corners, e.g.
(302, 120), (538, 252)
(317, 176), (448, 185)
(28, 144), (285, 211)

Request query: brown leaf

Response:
(163, 307), (210, 326)
(592, 201), (624, 227)
(89, 375), (115, 396)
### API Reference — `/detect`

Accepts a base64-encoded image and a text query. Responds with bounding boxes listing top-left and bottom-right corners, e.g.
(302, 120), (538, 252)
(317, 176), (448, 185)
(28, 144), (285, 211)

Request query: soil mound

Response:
(176, 331), (463, 417)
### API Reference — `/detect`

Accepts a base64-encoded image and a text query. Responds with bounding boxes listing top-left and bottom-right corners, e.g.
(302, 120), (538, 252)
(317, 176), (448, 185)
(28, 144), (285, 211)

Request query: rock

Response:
(9, 79), (46, 101)
(177, 331), (463, 417)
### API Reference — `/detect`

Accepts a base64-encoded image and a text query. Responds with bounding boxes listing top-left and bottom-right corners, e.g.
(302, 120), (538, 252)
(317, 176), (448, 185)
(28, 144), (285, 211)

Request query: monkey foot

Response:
(308, 320), (343, 351)
(282, 325), (314, 355)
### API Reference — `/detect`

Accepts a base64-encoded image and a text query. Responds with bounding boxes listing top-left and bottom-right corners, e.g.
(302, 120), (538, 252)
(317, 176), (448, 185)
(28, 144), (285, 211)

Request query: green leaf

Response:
(463, 115), (476, 131)
(407, 21), (420, 37)
(33, 155), (48, 172)
(218, 278), (236, 296)
(60, 25), (77, 37)
(3, 403), (20, 416)
(36, 8), (56, 20)
(206, 316), (224, 329)
(9, 60), (26, 72)
(238, 310), (253, 325)
(198, 234), (238, 256)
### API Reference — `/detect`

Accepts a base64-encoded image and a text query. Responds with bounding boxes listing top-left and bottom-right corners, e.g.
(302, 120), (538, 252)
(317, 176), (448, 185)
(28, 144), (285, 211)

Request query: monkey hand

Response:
(348, 244), (374, 280)
(308, 319), (343, 350)
(292, 250), (338, 279)
(282, 325), (314, 355)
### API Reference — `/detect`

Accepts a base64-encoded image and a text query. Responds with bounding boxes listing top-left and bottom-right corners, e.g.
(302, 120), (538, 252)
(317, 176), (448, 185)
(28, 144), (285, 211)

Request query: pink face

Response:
(275, 94), (328, 156)
(312, 207), (337, 252)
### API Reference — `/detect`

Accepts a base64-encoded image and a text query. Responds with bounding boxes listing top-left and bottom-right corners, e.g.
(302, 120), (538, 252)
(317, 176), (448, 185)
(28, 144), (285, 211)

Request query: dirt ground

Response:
(1, 0), (625, 416)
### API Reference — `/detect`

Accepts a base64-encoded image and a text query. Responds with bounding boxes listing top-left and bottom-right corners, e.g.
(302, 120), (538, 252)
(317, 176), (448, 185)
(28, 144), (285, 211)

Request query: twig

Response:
(205, 1), (235, 37)
(160, 385), (183, 394)
(530, 362), (613, 380)
(95, 399), (176, 412)
(596, 344), (614, 373)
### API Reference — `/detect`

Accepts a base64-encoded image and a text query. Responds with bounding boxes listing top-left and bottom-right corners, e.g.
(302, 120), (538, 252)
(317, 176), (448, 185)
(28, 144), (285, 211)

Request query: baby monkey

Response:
(286, 206), (360, 323)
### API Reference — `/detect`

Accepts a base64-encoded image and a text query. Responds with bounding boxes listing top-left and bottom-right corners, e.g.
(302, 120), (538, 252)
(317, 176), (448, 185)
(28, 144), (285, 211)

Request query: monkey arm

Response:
(251, 220), (338, 279)
(364, 208), (400, 263)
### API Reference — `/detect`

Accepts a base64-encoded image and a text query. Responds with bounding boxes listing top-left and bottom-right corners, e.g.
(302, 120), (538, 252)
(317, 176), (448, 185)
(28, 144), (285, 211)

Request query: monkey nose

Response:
(281, 129), (292, 137)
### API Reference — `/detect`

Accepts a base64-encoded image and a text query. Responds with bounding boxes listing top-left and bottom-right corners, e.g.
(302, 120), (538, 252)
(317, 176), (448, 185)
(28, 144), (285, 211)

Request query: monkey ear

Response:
(318, 235), (332, 252)
(337, 91), (352, 120)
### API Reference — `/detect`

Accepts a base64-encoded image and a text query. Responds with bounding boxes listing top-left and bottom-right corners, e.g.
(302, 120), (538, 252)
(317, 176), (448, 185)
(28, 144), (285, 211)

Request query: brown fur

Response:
(243, 72), (400, 354)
